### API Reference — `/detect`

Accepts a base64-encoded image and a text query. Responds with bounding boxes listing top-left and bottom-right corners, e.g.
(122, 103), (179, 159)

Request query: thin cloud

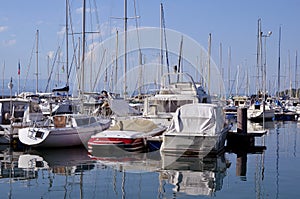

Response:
(57, 26), (65, 36)
(76, 7), (95, 15)
(47, 51), (55, 59)
(3, 39), (16, 46)
(0, 26), (8, 32)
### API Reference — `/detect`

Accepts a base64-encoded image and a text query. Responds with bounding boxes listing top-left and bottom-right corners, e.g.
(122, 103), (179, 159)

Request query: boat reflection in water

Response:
(89, 145), (162, 173)
(18, 146), (95, 174)
(0, 145), (38, 181)
(90, 143), (230, 197)
(160, 152), (231, 196)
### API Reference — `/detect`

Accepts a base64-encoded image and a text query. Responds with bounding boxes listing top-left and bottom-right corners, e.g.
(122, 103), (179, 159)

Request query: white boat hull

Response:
(160, 129), (228, 155)
(160, 103), (230, 155)
(88, 127), (166, 154)
(18, 119), (111, 148)
(247, 109), (275, 121)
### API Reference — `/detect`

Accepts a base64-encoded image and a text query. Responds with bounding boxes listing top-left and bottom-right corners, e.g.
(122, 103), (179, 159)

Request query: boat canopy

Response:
(169, 103), (224, 136)
(109, 119), (158, 133)
(52, 85), (69, 92)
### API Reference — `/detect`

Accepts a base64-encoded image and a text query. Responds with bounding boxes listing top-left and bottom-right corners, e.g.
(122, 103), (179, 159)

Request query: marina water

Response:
(0, 120), (299, 198)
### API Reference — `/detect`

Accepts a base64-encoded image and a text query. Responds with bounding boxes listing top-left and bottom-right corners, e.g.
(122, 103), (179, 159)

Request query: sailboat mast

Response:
(66, 0), (69, 93)
(160, 3), (163, 79)
(207, 33), (211, 94)
(115, 30), (119, 94)
(228, 46), (231, 96)
(124, 0), (128, 99)
(18, 60), (20, 95)
(81, 0), (86, 95)
(295, 50), (298, 98)
(36, 29), (39, 93)
(277, 26), (281, 97)
(2, 61), (4, 98)
(288, 50), (292, 97)
(256, 18), (261, 94)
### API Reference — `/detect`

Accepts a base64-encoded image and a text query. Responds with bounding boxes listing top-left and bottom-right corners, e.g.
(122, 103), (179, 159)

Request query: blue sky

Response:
(0, 0), (299, 95)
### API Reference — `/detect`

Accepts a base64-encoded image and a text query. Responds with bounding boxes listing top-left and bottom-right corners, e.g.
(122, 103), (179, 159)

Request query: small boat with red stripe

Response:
(88, 118), (167, 155)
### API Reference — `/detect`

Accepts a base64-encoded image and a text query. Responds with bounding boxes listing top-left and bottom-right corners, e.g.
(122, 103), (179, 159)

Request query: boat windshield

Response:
(151, 99), (194, 113)
(75, 116), (96, 126)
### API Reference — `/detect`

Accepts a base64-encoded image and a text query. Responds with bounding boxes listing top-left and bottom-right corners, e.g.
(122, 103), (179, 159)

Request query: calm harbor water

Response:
(1, 121), (299, 199)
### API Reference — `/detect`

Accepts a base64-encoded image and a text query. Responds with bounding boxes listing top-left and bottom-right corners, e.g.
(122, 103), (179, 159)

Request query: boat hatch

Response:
(53, 115), (67, 128)
(35, 131), (44, 138)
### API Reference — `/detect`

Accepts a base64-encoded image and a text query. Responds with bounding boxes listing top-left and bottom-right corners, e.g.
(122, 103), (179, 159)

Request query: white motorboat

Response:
(160, 103), (230, 155)
(88, 118), (166, 154)
(247, 101), (275, 121)
(143, 72), (211, 126)
(18, 114), (111, 148)
(0, 98), (44, 144)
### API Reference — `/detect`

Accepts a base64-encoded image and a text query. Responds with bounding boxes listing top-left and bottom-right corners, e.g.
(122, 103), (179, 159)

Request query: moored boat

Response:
(143, 72), (211, 126)
(18, 114), (111, 148)
(160, 103), (230, 155)
(247, 101), (275, 121)
(88, 118), (167, 154)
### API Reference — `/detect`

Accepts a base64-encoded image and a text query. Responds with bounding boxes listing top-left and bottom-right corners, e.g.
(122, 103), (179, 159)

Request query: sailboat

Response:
(247, 100), (275, 121)
(18, 0), (112, 148)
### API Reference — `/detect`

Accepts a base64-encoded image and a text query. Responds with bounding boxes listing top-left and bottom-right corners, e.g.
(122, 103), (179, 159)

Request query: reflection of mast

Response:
(275, 124), (279, 199)
(121, 171), (126, 199)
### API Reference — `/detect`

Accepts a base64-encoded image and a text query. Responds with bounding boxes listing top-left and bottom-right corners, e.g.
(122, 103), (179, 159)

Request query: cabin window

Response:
(75, 117), (96, 126)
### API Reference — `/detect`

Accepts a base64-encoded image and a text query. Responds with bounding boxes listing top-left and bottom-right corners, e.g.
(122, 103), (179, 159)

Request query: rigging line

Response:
(133, 0), (141, 49)
(88, 0), (94, 91)
(67, 0), (80, 84)
(92, 0), (103, 42)
(134, 0), (143, 95)
(45, 46), (61, 92)
(237, 70), (247, 94)
(229, 69), (238, 95)
(161, 4), (171, 84)
(88, 0), (104, 91)
(92, 49), (107, 91)
(22, 37), (36, 92)
(68, 42), (78, 81)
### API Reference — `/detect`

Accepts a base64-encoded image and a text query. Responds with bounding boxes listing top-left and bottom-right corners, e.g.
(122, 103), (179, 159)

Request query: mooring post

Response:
(237, 107), (247, 134)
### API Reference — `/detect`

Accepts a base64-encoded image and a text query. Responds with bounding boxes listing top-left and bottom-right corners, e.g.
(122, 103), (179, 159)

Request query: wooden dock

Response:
(226, 108), (267, 153)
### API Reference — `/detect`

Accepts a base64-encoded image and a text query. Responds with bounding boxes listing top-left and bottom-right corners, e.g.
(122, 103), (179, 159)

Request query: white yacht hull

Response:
(160, 128), (229, 155)
(247, 109), (275, 121)
(18, 119), (111, 148)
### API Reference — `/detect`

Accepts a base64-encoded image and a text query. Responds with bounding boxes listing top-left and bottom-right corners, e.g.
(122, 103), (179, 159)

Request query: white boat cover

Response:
(109, 99), (140, 116)
(169, 103), (224, 136)
(109, 119), (158, 133)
